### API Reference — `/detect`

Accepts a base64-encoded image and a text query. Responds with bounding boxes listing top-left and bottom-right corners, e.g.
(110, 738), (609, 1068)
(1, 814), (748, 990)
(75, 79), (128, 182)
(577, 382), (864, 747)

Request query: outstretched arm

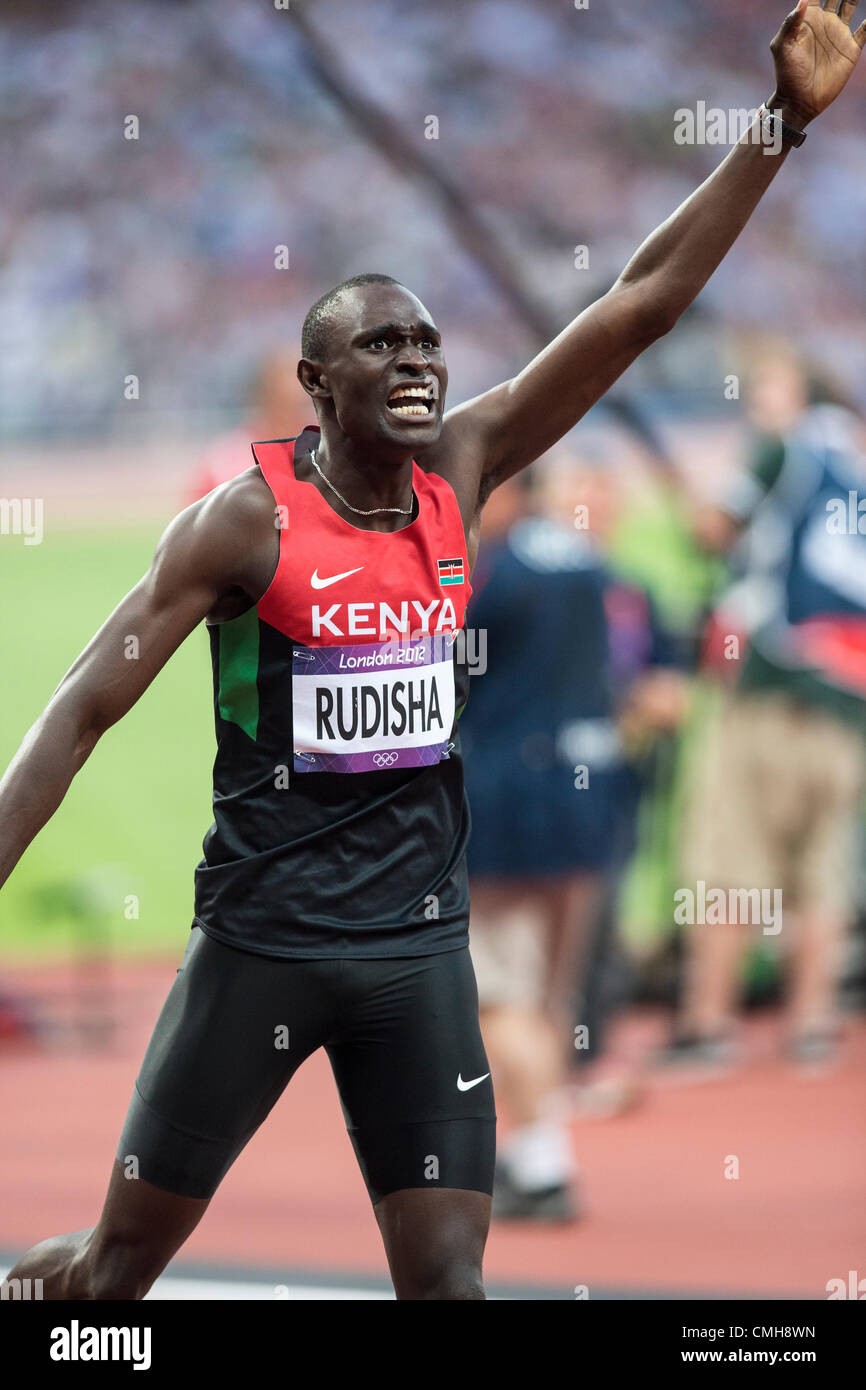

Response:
(448, 0), (866, 492)
(0, 476), (275, 893)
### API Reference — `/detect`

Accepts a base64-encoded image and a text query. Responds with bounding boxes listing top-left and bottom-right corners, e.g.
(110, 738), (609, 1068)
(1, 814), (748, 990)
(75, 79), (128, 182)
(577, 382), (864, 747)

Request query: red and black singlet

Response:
(193, 428), (473, 958)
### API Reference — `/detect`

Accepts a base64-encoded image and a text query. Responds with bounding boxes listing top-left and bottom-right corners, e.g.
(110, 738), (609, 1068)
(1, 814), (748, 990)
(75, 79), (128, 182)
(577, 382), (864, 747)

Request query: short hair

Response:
(301, 273), (403, 361)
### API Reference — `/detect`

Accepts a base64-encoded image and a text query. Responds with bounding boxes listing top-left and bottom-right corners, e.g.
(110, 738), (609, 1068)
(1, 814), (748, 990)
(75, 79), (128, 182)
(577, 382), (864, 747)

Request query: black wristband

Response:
(760, 100), (807, 148)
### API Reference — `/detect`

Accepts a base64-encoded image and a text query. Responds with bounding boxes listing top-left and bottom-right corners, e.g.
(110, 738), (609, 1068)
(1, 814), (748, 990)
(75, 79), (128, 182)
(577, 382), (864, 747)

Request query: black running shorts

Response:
(117, 927), (496, 1203)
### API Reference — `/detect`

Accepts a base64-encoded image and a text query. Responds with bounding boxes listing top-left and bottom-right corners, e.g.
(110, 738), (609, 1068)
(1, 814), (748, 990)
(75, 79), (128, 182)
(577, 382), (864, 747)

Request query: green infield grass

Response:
(1, 524), (215, 958)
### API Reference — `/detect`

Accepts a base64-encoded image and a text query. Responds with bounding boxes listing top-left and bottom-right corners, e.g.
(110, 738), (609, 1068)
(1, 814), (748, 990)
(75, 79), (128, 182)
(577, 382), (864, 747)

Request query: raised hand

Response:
(769, 0), (866, 125)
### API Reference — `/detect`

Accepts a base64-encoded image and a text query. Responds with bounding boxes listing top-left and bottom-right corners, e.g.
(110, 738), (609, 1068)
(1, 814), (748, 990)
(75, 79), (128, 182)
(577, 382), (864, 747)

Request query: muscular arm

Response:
(0, 470), (277, 893)
(441, 0), (865, 499)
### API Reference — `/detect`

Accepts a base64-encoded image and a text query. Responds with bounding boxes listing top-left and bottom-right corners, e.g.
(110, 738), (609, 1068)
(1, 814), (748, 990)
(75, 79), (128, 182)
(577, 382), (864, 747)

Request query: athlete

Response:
(3, 2), (864, 1300)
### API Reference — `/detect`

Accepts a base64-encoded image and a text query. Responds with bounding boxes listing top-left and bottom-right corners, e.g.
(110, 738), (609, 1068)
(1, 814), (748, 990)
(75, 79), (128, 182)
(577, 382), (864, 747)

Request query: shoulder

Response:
(179, 465), (276, 550)
(200, 463), (276, 524)
(416, 407), (490, 513)
(155, 465), (279, 601)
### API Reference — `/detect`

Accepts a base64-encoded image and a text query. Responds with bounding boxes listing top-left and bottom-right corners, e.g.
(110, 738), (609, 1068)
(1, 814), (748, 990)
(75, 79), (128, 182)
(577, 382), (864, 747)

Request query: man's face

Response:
(308, 283), (448, 451)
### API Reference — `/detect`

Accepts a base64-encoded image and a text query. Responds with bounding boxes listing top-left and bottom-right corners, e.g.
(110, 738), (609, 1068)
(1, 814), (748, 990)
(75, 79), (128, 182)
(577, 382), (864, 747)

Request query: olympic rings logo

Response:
(373, 751), (399, 767)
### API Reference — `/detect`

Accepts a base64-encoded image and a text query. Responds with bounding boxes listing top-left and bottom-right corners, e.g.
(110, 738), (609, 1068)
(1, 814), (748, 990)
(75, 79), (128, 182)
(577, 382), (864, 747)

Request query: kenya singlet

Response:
(192, 428), (473, 958)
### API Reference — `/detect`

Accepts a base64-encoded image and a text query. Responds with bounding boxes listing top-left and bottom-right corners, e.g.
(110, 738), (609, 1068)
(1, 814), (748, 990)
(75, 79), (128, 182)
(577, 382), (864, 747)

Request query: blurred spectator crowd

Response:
(2, 0), (866, 443)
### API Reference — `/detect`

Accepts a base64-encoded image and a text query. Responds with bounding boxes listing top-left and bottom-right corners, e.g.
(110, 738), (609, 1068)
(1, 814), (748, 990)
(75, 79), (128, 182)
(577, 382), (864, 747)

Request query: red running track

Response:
(1, 958), (864, 1297)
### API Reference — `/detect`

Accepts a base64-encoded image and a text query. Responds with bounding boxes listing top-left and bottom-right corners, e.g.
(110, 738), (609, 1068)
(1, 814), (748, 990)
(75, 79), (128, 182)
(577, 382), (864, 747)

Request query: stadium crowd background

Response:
(1, 0), (865, 1298)
(3, 0), (866, 444)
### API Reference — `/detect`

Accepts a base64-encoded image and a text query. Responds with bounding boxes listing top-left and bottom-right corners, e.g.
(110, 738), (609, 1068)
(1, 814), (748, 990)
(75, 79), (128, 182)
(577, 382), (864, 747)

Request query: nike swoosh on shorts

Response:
(457, 1072), (490, 1091)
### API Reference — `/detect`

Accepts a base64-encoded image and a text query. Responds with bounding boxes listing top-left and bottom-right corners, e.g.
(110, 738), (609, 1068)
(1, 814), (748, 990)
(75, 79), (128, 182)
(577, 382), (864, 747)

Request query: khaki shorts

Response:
(680, 692), (865, 916)
(468, 878), (600, 1012)
(469, 894), (549, 1011)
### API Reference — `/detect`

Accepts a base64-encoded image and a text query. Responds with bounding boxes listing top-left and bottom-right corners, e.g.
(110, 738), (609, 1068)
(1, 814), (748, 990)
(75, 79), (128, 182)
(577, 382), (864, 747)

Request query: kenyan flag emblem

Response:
(437, 557), (464, 587)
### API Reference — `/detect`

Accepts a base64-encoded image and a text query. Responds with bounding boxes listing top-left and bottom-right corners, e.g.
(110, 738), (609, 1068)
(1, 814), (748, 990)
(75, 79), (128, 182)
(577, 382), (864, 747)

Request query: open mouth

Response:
(387, 385), (435, 418)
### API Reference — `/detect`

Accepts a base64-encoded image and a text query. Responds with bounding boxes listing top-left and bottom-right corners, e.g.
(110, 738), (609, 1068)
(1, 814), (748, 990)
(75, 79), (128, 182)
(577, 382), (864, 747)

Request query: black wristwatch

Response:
(759, 100), (807, 148)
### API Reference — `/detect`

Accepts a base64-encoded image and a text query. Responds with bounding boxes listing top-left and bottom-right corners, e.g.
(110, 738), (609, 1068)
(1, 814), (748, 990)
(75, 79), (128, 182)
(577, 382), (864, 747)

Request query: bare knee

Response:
(6, 1230), (95, 1301)
(397, 1259), (486, 1301)
(10, 1229), (168, 1300)
(78, 1251), (151, 1301)
(377, 1187), (490, 1301)
(79, 1231), (167, 1300)
(78, 1161), (208, 1299)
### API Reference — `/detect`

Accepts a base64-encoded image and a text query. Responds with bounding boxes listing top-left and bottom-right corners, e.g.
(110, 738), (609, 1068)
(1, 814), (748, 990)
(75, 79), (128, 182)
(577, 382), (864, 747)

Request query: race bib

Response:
(292, 633), (456, 773)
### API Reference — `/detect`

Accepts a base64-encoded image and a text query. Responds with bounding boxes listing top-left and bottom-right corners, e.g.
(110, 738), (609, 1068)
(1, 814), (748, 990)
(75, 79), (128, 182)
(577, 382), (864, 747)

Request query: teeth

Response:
(388, 386), (432, 403)
(391, 404), (430, 416)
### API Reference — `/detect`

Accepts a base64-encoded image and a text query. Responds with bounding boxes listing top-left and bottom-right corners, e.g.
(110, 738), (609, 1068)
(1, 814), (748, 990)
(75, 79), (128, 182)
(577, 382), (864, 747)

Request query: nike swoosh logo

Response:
(310, 566), (365, 589)
(457, 1072), (490, 1091)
